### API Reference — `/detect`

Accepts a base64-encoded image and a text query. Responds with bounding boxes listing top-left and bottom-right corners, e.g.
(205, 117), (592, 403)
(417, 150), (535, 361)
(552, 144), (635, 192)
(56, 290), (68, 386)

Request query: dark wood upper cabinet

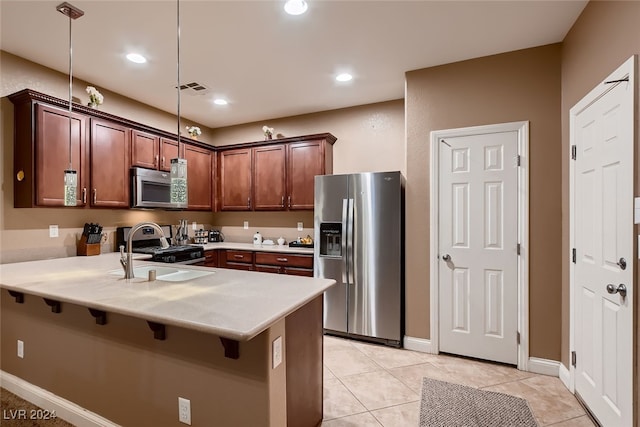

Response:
(184, 143), (213, 210)
(131, 129), (160, 170)
(217, 134), (335, 211)
(287, 140), (329, 210)
(160, 138), (179, 172)
(219, 148), (252, 211)
(90, 118), (130, 208)
(253, 144), (287, 210)
(36, 104), (88, 207)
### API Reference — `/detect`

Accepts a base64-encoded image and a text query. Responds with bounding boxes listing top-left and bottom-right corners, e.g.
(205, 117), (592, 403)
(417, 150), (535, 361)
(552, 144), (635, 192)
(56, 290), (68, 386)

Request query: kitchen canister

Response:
(253, 231), (262, 245)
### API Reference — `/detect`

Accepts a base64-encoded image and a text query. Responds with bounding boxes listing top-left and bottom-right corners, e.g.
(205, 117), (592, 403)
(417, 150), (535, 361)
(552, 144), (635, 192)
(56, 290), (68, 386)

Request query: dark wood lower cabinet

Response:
(212, 249), (314, 276)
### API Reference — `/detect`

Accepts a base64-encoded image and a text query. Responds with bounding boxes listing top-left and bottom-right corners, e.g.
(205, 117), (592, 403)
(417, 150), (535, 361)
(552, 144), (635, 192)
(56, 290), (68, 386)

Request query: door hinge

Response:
(516, 155), (521, 167)
(571, 351), (577, 367)
(572, 248), (576, 264)
(517, 243), (521, 255)
(517, 331), (521, 345)
(571, 145), (577, 160)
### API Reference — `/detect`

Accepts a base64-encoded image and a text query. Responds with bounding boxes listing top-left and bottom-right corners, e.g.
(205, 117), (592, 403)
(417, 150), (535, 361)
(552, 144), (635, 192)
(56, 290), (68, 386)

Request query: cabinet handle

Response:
(276, 257), (288, 262)
(82, 188), (87, 204)
(247, 197), (251, 209)
(234, 254), (244, 259)
(155, 155), (159, 167)
(162, 156), (165, 168)
(281, 196), (285, 207)
(288, 195), (291, 208)
(92, 189), (97, 204)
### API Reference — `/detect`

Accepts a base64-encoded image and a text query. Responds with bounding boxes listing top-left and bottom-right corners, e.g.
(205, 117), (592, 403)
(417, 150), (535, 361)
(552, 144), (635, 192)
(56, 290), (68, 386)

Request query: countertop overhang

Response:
(0, 253), (334, 341)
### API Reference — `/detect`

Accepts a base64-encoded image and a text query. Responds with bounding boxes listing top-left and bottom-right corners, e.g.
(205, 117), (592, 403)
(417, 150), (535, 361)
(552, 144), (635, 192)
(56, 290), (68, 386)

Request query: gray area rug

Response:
(419, 378), (539, 427)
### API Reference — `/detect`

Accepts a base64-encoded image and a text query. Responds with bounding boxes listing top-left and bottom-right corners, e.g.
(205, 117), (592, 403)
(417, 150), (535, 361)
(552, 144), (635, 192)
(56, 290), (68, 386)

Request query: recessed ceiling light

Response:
(284, 0), (308, 15)
(336, 73), (353, 82)
(126, 53), (147, 64)
(213, 98), (228, 106)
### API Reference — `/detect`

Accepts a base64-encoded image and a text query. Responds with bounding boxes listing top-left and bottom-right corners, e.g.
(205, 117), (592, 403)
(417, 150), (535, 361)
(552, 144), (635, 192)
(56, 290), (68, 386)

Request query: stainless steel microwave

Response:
(131, 167), (180, 209)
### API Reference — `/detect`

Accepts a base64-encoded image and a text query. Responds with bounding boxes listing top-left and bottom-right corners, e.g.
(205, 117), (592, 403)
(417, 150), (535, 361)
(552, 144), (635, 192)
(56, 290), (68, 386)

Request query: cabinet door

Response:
(90, 119), (130, 207)
(160, 138), (179, 172)
(219, 148), (252, 211)
(253, 144), (286, 210)
(35, 104), (87, 206)
(131, 129), (159, 169)
(184, 144), (213, 210)
(287, 140), (325, 210)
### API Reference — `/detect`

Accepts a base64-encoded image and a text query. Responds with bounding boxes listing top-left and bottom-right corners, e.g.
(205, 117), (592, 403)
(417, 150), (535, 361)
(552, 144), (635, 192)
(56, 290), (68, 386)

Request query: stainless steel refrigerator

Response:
(314, 171), (404, 347)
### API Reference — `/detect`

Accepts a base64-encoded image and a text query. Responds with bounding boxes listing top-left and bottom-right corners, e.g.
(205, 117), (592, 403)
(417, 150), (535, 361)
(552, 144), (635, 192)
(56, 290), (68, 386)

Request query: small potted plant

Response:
(262, 125), (274, 140)
(186, 126), (202, 140)
(86, 86), (104, 108)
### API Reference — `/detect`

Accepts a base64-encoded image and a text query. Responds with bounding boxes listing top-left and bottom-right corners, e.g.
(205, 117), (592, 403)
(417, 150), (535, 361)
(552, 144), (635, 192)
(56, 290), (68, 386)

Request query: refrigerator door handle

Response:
(342, 198), (349, 285)
(347, 198), (355, 285)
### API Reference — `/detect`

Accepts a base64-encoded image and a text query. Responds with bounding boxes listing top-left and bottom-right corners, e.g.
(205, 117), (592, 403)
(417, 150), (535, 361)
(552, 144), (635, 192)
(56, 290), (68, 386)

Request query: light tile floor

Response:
(321, 335), (596, 427)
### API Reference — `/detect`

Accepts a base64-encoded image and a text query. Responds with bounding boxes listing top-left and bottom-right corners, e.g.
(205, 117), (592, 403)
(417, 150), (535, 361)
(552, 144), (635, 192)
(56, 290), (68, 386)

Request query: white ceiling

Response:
(1, 0), (588, 129)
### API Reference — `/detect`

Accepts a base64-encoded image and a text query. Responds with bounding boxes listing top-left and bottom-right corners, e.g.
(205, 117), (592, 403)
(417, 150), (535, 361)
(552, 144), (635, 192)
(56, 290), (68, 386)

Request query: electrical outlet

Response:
(297, 222), (303, 231)
(272, 336), (282, 369)
(178, 397), (191, 425)
(17, 340), (24, 358)
(192, 221), (197, 230)
(243, 221), (249, 230)
(49, 225), (59, 238)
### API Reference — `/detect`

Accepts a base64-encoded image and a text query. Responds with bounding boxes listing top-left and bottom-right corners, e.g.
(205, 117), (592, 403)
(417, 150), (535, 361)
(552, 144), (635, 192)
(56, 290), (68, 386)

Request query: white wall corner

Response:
(403, 336), (434, 354)
(559, 363), (574, 392)
(0, 371), (118, 427)
(527, 357), (560, 377)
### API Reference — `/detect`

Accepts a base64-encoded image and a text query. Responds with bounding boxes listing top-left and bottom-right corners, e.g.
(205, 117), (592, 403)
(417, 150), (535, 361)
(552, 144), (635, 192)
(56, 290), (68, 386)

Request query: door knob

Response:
(617, 257), (627, 270)
(442, 254), (451, 262)
(606, 283), (627, 298)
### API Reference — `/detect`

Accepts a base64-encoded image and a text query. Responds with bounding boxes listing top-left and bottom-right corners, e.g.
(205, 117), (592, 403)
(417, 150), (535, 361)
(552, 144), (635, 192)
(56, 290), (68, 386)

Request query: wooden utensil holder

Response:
(78, 235), (101, 256)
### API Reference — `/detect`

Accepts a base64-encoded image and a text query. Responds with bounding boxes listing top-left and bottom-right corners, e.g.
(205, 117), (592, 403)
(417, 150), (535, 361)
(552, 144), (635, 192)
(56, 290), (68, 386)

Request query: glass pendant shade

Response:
(64, 169), (77, 206)
(170, 158), (188, 207)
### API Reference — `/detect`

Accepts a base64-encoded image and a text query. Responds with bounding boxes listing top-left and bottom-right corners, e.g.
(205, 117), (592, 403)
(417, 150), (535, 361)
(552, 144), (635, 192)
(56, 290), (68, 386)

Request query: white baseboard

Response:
(0, 371), (119, 427)
(403, 336), (434, 353)
(527, 357), (560, 377)
(559, 362), (573, 392)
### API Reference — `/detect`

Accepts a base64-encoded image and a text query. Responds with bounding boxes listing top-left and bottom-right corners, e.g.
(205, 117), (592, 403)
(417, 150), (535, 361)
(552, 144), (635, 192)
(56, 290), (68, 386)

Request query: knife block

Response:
(77, 235), (101, 256)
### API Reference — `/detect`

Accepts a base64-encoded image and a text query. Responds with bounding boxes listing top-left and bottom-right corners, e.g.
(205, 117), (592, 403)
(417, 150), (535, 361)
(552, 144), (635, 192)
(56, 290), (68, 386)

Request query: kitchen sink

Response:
(109, 265), (213, 282)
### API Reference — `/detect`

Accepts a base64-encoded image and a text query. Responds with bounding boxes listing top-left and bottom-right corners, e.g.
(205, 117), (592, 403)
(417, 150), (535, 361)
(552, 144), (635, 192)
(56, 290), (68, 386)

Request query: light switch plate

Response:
(272, 336), (282, 369)
(244, 221), (249, 230)
(49, 225), (59, 238)
(192, 221), (197, 230)
(297, 222), (303, 231)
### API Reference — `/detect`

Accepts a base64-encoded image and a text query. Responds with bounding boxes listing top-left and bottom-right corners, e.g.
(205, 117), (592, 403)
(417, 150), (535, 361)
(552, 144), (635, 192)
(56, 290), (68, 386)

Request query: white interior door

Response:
(438, 130), (519, 365)
(572, 58), (634, 426)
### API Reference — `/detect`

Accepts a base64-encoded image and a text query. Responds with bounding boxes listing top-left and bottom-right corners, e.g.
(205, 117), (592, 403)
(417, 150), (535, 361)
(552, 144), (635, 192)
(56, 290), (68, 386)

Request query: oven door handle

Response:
(173, 257), (206, 265)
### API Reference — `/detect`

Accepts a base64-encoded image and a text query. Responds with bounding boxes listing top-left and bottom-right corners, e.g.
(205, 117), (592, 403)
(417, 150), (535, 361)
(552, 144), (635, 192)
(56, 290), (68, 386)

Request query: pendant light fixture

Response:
(170, 0), (188, 208)
(57, 2), (84, 206)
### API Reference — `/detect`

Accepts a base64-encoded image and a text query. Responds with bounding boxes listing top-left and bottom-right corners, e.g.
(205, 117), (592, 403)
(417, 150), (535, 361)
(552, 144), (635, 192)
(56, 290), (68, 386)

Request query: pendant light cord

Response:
(68, 13), (73, 170)
(176, 0), (181, 158)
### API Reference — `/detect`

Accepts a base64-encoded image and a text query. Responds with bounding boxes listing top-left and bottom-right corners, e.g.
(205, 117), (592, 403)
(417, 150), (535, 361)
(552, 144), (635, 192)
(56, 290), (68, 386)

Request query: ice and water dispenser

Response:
(319, 223), (342, 257)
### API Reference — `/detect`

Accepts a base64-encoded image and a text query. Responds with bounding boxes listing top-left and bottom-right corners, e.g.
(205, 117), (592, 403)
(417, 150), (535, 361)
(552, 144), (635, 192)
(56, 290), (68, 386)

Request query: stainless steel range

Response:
(116, 225), (205, 264)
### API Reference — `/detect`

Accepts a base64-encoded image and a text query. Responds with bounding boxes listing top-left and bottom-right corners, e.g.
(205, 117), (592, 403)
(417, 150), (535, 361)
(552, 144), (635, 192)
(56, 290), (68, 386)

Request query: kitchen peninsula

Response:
(0, 253), (335, 426)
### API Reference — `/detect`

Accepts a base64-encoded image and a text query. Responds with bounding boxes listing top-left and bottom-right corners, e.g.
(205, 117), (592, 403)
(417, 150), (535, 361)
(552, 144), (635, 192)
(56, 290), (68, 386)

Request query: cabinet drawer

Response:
(226, 250), (254, 264)
(254, 264), (282, 274)
(225, 262), (253, 271)
(255, 252), (313, 268)
(284, 267), (314, 277)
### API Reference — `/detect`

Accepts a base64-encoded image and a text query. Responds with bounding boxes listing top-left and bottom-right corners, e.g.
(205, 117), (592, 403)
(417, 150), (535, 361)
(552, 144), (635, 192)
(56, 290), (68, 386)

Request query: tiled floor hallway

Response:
(321, 336), (595, 426)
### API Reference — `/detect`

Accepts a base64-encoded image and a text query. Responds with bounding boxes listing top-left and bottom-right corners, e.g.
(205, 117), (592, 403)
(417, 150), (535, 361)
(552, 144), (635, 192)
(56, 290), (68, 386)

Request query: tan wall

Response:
(405, 44), (563, 360)
(560, 1), (640, 368)
(1, 294), (285, 426)
(209, 100), (406, 176)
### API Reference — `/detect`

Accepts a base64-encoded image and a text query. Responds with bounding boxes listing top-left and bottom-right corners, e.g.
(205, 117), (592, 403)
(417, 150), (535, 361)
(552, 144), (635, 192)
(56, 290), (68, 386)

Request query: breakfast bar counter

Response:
(0, 253), (334, 427)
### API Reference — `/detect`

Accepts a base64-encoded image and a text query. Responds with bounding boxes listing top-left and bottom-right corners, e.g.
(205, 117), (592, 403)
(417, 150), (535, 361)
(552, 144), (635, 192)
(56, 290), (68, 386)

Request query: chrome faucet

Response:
(120, 222), (169, 279)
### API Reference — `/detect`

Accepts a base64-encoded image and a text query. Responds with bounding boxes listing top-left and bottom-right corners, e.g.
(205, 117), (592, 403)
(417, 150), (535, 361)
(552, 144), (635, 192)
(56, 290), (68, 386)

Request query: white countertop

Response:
(200, 241), (314, 254)
(0, 252), (334, 341)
